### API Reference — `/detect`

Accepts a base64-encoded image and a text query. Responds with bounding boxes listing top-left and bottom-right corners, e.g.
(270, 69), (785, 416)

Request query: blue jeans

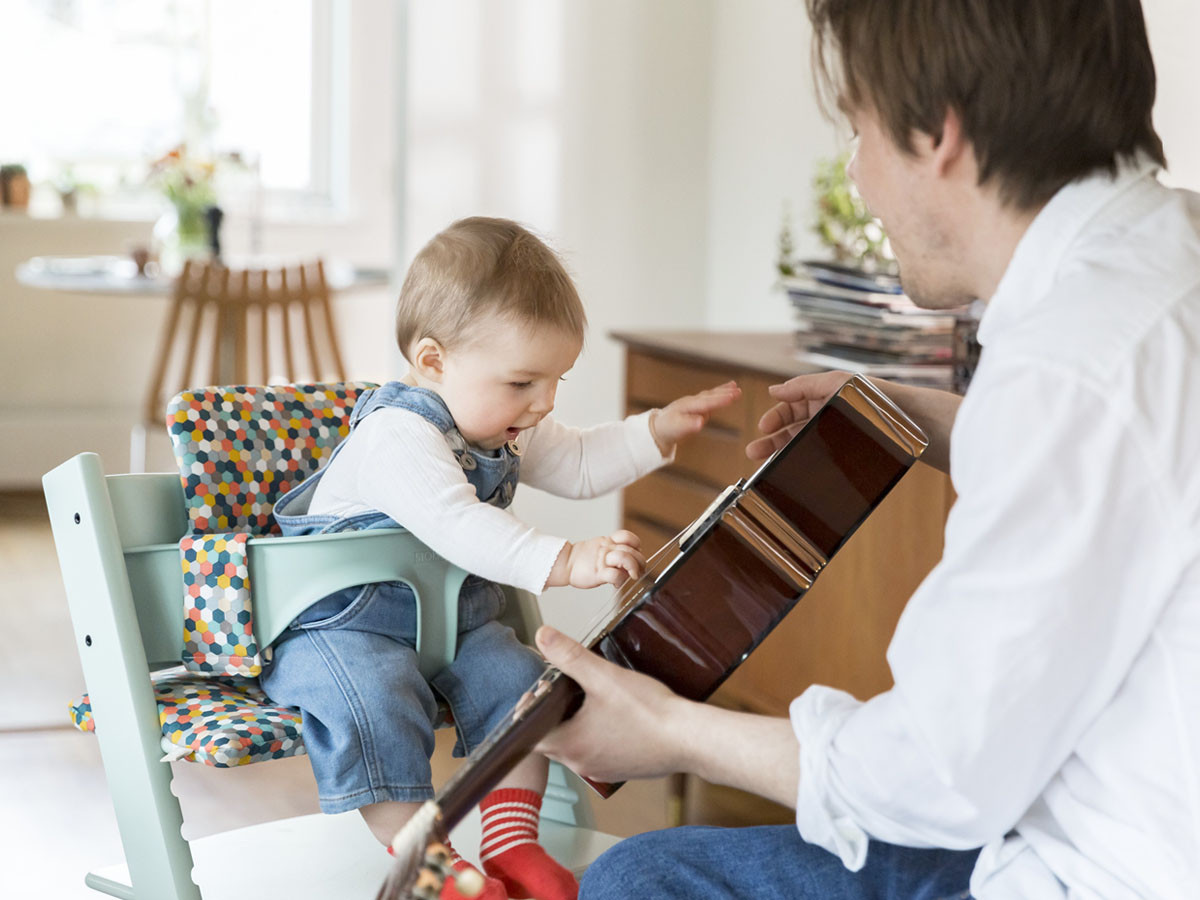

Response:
(579, 826), (979, 900)
(260, 576), (545, 813)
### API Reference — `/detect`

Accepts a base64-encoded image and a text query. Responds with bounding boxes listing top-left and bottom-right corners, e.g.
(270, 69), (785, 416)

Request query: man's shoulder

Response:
(1001, 190), (1200, 387)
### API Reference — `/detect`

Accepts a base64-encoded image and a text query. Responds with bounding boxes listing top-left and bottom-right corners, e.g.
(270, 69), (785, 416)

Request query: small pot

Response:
(0, 171), (31, 209)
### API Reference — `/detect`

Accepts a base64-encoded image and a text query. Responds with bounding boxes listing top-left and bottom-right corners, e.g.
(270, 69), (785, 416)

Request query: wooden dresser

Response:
(612, 330), (955, 824)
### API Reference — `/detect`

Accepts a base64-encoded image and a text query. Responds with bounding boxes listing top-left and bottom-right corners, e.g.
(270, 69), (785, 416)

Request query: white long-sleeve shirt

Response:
(306, 408), (667, 594)
(791, 160), (1200, 898)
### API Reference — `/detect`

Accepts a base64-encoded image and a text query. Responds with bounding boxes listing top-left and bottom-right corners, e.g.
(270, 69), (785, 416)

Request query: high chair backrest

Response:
(166, 382), (373, 536)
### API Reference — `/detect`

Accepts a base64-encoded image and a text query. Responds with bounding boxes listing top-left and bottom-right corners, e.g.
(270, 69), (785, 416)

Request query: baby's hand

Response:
(548, 530), (645, 589)
(650, 381), (741, 456)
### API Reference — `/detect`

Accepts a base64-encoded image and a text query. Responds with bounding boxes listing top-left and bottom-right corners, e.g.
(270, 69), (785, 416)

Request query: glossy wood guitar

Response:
(379, 373), (928, 899)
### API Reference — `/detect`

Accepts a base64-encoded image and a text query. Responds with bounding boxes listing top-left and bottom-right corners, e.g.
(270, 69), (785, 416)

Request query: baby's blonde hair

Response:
(395, 216), (587, 361)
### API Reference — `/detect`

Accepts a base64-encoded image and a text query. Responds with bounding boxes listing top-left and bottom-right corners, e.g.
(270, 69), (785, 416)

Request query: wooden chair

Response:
(45, 384), (619, 898)
(134, 259), (348, 472)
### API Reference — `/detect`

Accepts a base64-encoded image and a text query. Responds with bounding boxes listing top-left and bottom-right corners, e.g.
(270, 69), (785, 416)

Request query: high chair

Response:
(44, 382), (619, 900)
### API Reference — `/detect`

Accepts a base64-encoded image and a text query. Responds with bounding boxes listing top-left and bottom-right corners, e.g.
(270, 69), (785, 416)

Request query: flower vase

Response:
(153, 206), (210, 275)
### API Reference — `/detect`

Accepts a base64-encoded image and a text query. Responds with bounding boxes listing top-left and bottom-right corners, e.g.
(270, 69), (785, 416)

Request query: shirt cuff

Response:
(528, 537), (570, 594)
(790, 685), (870, 872)
(626, 409), (675, 470)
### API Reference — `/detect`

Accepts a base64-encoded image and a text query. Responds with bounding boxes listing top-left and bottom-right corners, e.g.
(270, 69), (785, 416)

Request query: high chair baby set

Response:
(44, 382), (618, 900)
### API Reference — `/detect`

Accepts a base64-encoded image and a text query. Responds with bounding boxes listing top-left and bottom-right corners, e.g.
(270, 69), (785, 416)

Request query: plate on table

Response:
(24, 255), (139, 278)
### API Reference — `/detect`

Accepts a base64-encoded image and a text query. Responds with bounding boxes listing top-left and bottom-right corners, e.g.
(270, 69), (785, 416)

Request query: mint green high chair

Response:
(43, 383), (619, 900)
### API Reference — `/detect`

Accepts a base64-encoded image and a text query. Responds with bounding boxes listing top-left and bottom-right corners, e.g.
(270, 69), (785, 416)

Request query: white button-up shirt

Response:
(790, 161), (1200, 899)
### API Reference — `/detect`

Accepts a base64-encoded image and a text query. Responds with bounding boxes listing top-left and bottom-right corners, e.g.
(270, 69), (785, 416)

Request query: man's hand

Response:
(747, 370), (960, 472)
(534, 625), (685, 782)
(650, 381), (742, 456)
(535, 625), (802, 805)
(744, 370), (850, 460)
(546, 530), (645, 589)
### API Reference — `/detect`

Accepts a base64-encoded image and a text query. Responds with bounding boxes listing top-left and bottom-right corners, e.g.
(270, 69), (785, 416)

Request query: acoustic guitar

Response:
(379, 373), (928, 899)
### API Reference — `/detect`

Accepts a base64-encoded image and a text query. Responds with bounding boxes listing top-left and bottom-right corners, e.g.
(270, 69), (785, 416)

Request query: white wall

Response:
(1144, 0), (1200, 192)
(703, 0), (839, 332)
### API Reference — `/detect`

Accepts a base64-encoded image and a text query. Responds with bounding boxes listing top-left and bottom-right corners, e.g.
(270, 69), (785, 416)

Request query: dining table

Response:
(15, 253), (389, 296)
(15, 253), (392, 471)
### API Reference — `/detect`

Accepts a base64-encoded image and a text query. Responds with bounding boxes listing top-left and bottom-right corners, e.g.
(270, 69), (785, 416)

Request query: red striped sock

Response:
(479, 788), (578, 900)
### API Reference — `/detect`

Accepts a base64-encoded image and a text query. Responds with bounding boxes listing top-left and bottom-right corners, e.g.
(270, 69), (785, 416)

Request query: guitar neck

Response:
(437, 667), (585, 827)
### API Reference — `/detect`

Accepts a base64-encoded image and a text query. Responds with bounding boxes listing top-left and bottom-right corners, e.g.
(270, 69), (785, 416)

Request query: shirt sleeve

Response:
(517, 410), (670, 498)
(345, 411), (568, 593)
(789, 361), (1180, 867)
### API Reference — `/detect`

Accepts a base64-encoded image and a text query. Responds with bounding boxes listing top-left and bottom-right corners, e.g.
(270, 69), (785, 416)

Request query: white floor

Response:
(0, 492), (669, 899)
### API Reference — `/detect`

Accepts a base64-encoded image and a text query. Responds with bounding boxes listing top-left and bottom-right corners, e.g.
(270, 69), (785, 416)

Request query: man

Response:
(535, 1), (1200, 897)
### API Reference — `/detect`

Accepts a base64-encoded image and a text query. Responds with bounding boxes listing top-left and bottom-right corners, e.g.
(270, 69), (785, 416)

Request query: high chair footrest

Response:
(86, 811), (622, 897)
(87, 813), (389, 899)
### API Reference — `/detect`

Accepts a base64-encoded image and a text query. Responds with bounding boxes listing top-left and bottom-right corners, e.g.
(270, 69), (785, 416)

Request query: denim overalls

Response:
(260, 382), (545, 813)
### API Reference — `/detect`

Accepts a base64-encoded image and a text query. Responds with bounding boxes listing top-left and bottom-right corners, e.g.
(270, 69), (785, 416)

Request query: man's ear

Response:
(930, 107), (968, 178)
(411, 337), (447, 383)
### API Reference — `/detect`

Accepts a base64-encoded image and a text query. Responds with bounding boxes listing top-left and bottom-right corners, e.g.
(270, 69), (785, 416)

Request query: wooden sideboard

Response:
(612, 330), (955, 718)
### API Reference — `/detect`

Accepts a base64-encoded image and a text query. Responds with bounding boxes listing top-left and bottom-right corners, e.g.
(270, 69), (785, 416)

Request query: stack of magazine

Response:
(783, 261), (978, 391)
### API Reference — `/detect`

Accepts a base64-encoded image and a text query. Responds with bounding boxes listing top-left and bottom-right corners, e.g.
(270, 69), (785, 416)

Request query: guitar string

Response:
(568, 534), (684, 652)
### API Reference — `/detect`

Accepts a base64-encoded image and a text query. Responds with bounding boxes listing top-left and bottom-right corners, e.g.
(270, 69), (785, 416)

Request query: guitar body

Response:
(585, 373), (925, 794)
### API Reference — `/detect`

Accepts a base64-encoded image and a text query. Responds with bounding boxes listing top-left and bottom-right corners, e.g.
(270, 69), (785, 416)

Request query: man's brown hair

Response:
(807, 0), (1167, 209)
(395, 216), (586, 361)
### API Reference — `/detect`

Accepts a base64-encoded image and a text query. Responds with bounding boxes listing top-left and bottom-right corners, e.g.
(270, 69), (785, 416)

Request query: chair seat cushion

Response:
(69, 669), (306, 768)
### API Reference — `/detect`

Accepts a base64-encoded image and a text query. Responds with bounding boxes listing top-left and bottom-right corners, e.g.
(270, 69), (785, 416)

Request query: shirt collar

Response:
(976, 157), (1160, 346)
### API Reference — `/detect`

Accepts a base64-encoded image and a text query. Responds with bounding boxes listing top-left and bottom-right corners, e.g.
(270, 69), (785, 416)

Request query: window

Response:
(0, 0), (341, 214)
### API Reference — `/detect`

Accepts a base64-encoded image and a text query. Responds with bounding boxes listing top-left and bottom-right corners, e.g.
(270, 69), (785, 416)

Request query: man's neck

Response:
(964, 192), (1044, 303)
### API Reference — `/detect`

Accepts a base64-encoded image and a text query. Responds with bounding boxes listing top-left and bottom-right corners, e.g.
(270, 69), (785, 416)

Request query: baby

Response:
(262, 216), (739, 900)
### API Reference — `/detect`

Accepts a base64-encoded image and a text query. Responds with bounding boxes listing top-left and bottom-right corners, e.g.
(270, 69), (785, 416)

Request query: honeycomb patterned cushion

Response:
(180, 532), (261, 677)
(167, 383), (376, 535)
(69, 669), (305, 767)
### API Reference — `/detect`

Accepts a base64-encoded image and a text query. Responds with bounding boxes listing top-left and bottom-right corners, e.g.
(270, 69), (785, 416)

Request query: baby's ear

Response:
(412, 337), (446, 382)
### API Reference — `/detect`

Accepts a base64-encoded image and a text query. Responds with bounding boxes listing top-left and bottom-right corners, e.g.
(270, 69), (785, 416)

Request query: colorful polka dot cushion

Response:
(167, 383), (376, 535)
(69, 669), (305, 767)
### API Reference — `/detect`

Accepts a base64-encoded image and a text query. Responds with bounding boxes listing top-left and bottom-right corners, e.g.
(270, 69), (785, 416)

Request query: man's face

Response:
(844, 104), (975, 309)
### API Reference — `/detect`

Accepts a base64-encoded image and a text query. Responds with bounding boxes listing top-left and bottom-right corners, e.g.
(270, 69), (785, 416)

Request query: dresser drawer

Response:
(623, 470), (719, 533)
(674, 425), (757, 487)
(628, 402), (751, 489)
(626, 352), (743, 431)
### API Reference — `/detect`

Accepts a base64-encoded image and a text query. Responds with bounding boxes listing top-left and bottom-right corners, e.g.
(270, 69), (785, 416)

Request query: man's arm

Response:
(746, 370), (961, 474)
(873, 379), (961, 473)
(533, 625), (799, 809)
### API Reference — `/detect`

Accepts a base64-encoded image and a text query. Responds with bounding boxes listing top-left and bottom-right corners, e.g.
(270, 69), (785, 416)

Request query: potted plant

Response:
(809, 151), (894, 274)
(0, 164), (31, 210)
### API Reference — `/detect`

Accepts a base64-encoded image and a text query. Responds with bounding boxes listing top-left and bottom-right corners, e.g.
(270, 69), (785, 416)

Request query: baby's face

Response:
(438, 320), (583, 450)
